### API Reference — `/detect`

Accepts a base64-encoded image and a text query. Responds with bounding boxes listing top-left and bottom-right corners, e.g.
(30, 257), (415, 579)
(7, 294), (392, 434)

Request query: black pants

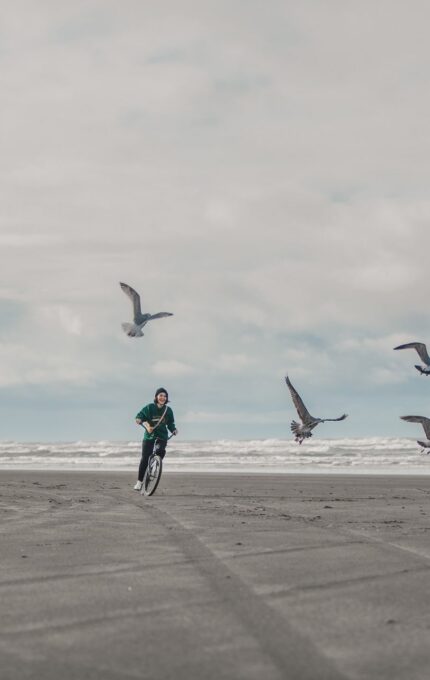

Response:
(138, 439), (167, 482)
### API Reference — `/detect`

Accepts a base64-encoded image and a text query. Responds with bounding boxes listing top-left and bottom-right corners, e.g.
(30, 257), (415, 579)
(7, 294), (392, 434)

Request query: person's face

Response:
(156, 392), (167, 406)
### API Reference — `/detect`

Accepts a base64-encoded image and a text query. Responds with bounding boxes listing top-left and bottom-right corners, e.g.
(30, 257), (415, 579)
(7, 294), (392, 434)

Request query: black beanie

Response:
(154, 387), (169, 403)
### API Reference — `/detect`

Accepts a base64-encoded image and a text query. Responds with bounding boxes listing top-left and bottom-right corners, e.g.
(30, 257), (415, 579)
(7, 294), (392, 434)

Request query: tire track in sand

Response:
(135, 499), (347, 680)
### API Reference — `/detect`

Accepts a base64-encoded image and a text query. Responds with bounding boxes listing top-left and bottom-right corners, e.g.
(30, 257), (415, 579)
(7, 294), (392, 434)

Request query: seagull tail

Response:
(121, 323), (143, 338)
(290, 420), (301, 435)
(417, 440), (430, 450)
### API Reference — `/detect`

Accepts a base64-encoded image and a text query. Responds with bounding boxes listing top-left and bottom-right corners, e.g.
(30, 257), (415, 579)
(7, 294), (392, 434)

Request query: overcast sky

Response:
(2, 1), (430, 441)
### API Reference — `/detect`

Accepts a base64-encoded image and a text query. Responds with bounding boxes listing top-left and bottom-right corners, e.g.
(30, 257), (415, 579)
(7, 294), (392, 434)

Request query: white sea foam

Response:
(0, 438), (429, 473)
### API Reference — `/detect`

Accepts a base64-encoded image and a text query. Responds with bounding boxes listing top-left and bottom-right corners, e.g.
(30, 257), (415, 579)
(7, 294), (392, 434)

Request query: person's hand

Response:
(172, 429), (178, 436)
(145, 423), (154, 434)
(135, 419), (142, 425)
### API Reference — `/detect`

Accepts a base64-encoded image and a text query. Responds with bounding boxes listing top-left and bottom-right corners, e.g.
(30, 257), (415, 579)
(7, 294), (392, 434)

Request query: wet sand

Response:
(1, 471), (430, 680)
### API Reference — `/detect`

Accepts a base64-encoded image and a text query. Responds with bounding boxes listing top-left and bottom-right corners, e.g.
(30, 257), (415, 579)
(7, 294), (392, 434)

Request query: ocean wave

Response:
(0, 438), (428, 472)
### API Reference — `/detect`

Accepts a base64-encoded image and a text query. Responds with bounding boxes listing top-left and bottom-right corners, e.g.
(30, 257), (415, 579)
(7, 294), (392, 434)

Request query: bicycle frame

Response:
(139, 428), (175, 497)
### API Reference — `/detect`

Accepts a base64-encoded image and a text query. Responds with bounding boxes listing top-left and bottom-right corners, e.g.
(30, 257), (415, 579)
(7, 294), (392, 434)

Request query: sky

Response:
(2, 1), (430, 441)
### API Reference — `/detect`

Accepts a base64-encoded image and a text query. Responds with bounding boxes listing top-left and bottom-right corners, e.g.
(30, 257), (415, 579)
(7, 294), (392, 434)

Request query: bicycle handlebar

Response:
(139, 423), (176, 440)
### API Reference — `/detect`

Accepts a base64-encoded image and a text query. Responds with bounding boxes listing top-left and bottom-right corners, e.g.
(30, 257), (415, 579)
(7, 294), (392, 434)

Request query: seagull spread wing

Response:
(285, 376), (314, 425)
(148, 312), (173, 320)
(401, 415), (430, 439)
(120, 282), (143, 323)
(394, 342), (430, 366)
(321, 414), (348, 423)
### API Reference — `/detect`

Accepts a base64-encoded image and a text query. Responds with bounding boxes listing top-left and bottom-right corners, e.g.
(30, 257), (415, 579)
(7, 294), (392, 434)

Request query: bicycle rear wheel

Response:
(140, 454), (163, 496)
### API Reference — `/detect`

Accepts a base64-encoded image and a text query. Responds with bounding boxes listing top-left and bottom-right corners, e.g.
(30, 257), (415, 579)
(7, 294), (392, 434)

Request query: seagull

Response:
(285, 376), (348, 444)
(119, 282), (173, 337)
(400, 415), (430, 453)
(393, 342), (430, 375)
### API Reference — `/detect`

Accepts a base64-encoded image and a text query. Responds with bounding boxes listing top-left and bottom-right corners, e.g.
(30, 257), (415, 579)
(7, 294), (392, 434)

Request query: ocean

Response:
(0, 438), (429, 474)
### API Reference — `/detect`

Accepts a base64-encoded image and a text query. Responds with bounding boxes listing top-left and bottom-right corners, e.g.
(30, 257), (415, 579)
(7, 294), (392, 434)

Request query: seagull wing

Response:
(321, 414), (348, 423)
(394, 342), (430, 366)
(285, 376), (314, 425)
(400, 415), (430, 439)
(120, 282), (143, 323)
(148, 312), (173, 320)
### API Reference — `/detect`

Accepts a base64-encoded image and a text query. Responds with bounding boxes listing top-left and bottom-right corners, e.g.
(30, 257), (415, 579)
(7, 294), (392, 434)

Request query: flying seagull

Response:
(400, 415), (430, 453)
(285, 376), (348, 444)
(119, 282), (173, 337)
(393, 342), (430, 375)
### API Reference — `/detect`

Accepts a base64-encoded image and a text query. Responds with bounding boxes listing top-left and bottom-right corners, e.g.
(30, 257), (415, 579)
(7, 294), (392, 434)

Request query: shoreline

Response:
(2, 466), (430, 476)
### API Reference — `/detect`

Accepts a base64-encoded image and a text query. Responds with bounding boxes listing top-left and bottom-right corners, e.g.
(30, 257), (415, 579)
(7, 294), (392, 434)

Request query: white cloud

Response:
(40, 305), (83, 336)
(0, 342), (91, 387)
(335, 334), (413, 355)
(204, 199), (237, 227)
(151, 360), (194, 377)
(182, 410), (286, 424)
(3, 2), (430, 437)
(0, 233), (63, 247)
(216, 353), (253, 372)
(371, 368), (406, 386)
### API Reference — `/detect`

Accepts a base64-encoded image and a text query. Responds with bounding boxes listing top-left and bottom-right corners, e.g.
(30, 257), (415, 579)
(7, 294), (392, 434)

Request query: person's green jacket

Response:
(136, 403), (176, 441)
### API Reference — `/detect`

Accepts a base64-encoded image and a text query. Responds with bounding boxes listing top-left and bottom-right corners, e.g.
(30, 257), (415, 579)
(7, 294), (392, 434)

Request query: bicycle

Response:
(140, 431), (175, 497)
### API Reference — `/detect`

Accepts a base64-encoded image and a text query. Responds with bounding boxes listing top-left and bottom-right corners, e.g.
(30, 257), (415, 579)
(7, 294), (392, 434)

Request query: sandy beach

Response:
(1, 471), (430, 680)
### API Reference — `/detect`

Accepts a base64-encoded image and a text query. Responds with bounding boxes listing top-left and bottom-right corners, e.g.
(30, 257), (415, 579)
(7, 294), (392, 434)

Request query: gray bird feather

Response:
(119, 282), (173, 337)
(394, 342), (430, 366)
(400, 415), (430, 440)
(285, 376), (315, 425)
(285, 376), (347, 444)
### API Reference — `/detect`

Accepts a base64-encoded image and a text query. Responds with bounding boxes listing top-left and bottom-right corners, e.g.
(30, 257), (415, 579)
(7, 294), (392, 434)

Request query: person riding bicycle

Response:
(134, 387), (177, 491)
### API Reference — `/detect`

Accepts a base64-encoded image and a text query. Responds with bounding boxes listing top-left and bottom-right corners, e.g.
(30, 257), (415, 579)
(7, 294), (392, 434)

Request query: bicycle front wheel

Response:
(141, 454), (163, 496)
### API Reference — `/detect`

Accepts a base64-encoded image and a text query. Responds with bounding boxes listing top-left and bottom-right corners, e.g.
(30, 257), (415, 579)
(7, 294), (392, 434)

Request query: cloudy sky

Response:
(2, 1), (430, 441)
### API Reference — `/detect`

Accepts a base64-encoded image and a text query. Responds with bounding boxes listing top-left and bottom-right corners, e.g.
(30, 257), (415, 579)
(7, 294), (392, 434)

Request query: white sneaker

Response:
(133, 481), (143, 491)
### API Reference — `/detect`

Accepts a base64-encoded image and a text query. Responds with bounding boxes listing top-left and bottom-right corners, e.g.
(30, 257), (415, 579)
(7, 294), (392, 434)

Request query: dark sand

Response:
(1, 472), (430, 680)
